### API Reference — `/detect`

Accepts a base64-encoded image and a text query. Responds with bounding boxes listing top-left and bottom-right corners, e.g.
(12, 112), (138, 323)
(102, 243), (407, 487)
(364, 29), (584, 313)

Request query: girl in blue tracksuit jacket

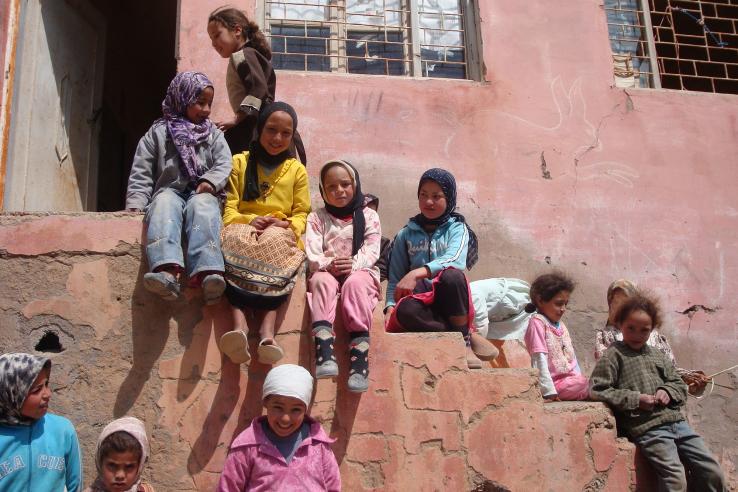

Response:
(384, 168), (495, 369)
(0, 353), (82, 492)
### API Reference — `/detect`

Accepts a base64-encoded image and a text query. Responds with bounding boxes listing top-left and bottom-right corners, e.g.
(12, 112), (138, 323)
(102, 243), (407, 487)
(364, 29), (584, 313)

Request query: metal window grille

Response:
(261, 0), (477, 79)
(605, 0), (738, 95)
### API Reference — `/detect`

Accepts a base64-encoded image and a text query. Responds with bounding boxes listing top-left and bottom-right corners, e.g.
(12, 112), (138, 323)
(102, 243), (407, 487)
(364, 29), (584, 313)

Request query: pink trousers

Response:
(554, 374), (591, 401)
(308, 271), (379, 333)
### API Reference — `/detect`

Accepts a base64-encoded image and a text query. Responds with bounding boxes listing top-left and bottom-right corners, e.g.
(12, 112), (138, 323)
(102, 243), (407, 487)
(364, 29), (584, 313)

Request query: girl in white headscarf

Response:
(85, 416), (154, 492)
(217, 364), (340, 491)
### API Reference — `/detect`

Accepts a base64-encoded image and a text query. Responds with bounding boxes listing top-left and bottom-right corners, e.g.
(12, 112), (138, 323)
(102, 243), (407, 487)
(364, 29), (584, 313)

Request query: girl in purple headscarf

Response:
(126, 71), (233, 304)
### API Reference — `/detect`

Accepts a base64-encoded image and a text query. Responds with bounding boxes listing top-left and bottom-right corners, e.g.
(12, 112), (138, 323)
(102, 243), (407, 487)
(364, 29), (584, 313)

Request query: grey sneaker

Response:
(143, 271), (180, 301)
(316, 360), (339, 379)
(347, 373), (369, 393)
(202, 274), (226, 305)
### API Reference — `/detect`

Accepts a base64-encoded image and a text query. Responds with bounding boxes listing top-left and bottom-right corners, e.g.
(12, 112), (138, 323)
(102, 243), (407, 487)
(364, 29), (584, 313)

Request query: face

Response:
(418, 180), (447, 220)
(537, 290), (570, 323)
(259, 111), (294, 156)
(186, 87), (214, 124)
(101, 451), (140, 492)
(620, 309), (653, 351)
(608, 290), (629, 324)
(322, 165), (355, 207)
(264, 395), (307, 437)
(207, 21), (244, 58)
(20, 366), (51, 420)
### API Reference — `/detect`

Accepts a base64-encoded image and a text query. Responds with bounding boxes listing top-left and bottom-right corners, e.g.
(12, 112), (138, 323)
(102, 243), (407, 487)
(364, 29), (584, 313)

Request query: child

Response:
(523, 272), (589, 400)
(85, 416), (153, 492)
(126, 71), (232, 305)
(595, 279), (709, 395)
(216, 364), (340, 491)
(362, 193), (391, 283)
(590, 291), (725, 491)
(384, 168), (498, 369)
(306, 161), (381, 392)
(218, 102), (310, 366)
(0, 353), (82, 491)
(207, 7), (306, 162)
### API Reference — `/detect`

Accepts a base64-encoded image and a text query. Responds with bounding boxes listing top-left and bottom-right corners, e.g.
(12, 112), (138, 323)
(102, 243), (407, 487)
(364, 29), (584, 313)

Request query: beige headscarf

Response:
(86, 416), (149, 492)
(606, 279), (637, 305)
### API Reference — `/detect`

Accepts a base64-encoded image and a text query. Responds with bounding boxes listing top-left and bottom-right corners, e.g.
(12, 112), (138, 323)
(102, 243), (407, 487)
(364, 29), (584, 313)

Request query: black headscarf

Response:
(319, 160), (366, 256)
(412, 168), (479, 269)
(244, 101), (298, 201)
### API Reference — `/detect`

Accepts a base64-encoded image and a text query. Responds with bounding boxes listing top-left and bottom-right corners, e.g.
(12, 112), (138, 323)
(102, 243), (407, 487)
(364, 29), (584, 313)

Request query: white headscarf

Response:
(262, 364), (314, 407)
(88, 416), (149, 492)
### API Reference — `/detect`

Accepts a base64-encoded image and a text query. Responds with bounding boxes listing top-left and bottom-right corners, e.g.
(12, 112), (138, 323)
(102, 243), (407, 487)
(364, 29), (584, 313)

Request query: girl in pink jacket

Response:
(216, 364), (340, 491)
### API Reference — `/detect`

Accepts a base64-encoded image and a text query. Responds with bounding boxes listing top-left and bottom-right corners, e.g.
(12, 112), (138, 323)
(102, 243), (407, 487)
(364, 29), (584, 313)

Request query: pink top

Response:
(217, 416), (341, 492)
(524, 314), (582, 379)
(305, 207), (381, 286)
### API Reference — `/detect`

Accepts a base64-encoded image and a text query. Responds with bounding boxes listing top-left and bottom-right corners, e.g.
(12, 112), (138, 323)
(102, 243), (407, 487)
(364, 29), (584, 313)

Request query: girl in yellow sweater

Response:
(219, 102), (310, 365)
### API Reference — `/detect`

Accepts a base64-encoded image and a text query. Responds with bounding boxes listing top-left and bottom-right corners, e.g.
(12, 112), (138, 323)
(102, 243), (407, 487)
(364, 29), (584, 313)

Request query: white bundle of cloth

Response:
(470, 278), (531, 340)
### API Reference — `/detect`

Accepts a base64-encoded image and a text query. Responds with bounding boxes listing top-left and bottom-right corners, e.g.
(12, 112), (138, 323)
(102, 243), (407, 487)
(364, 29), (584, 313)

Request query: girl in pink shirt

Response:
(305, 160), (381, 393)
(217, 364), (340, 491)
(523, 272), (589, 401)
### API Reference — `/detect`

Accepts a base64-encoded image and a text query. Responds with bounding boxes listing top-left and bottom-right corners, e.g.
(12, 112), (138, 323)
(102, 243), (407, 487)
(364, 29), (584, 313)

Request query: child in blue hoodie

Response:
(0, 353), (82, 491)
(384, 168), (497, 369)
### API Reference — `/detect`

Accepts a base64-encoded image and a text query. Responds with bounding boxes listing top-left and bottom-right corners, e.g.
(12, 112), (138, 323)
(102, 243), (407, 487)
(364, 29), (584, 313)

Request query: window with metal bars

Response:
(604, 0), (738, 94)
(260, 0), (482, 79)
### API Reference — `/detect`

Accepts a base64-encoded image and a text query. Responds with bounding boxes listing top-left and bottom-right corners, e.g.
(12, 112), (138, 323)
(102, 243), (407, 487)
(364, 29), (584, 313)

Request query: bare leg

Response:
(259, 309), (277, 341)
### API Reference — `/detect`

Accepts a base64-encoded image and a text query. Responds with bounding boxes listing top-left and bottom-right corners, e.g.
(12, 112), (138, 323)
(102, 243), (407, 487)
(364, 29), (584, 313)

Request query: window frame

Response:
(257, 0), (484, 81)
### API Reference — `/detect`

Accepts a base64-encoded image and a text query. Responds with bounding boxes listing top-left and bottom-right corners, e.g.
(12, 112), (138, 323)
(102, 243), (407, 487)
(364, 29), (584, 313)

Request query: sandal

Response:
(258, 338), (285, 364)
(470, 332), (499, 361)
(219, 331), (250, 365)
(466, 345), (483, 369)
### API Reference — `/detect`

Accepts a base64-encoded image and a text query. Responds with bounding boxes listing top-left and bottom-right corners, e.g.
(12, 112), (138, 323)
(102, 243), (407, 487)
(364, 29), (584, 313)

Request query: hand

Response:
(196, 181), (215, 195)
(384, 307), (395, 326)
(330, 257), (353, 276)
(394, 268), (427, 301)
(250, 216), (277, 231)
(544, 395), (561, 403)
(684, 371), (709, 395)
(654, 389), (671, 406)
(638, 393), (655, 411)
(215, 118), (237, 131)
(271, 219), (290, 229)
(126, 208), (141, 212)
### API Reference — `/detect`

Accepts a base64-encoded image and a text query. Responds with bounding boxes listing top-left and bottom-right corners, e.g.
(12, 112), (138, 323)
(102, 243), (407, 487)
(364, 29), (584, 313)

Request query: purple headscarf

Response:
(160, 71), (214, 183)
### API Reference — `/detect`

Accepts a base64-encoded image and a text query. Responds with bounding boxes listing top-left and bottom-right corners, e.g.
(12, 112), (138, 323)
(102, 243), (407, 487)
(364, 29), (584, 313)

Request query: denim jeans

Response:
(144, 188), (224, 277)
(634, 420), (725, 492)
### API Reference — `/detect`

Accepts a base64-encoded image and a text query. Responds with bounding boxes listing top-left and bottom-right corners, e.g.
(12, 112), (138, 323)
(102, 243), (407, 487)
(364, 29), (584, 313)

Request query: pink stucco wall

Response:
(182, 0), (738, 482)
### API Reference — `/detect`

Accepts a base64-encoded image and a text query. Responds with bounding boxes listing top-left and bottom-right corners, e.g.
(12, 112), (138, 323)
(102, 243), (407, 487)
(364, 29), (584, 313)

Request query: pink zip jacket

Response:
(217, 416), (341, 492)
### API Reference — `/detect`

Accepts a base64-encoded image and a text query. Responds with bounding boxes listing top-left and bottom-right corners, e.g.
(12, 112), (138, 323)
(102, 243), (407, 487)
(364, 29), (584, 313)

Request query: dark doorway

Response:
(92, 0), (178, 211)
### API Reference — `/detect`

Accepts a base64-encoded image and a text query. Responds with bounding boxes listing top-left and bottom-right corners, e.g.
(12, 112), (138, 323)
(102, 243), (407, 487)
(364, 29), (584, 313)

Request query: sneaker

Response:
(348, 373), (369, 393)
(143, 271), (180, 301)
(316, 360), (339, 379)
(202, 274), (226, 305)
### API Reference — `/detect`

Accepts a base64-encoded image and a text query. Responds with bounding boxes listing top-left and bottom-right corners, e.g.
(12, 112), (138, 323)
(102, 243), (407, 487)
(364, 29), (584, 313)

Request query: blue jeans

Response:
(144, 188), (224, 277)
(634, 420), (725, 492)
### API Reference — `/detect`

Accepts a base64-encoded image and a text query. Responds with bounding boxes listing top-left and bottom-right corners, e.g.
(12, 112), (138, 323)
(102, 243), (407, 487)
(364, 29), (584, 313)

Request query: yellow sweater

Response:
(223, 152), (311, 248)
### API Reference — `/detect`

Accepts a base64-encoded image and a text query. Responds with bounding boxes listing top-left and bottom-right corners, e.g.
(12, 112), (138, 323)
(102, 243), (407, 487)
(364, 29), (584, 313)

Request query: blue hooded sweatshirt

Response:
(386, 216), (469, 308)
(0, 353), (82, 492)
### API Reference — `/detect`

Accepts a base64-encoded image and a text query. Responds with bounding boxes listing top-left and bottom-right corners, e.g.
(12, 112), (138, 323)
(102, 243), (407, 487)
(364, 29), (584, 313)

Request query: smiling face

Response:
(620, 309), (653, 351)
(259, 111), (294, 156)
(322, 164), (355, 208)
(264, 395), (307, 437)
(101, 451), (140, 492)
(537, 290), (570, 323)
(418, 180), (447, 220)
(185, 86), (214, 124)
(207, 20), (244, 58)
(20, 365), (51, 420)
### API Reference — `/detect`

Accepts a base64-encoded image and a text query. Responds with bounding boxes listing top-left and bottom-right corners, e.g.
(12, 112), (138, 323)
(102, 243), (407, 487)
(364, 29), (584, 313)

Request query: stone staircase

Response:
(0, 213), (636, 491)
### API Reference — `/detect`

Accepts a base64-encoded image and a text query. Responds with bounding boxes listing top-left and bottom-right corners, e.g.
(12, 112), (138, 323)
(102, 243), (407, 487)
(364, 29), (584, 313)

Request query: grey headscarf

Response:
(0, 353), (51, 426)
